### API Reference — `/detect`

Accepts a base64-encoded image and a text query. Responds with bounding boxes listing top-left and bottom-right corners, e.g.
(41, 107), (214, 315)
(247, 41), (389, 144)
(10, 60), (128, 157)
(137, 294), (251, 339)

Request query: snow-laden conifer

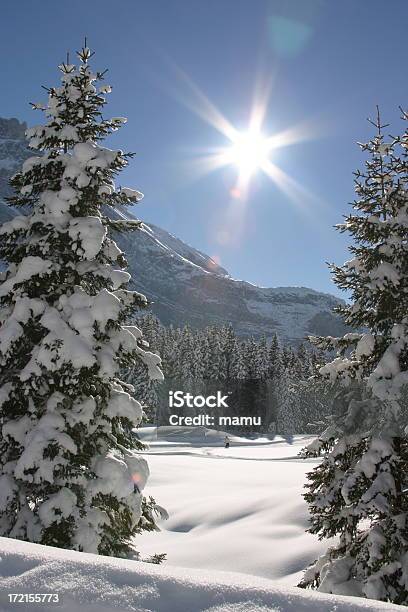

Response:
(300, 109), (408, 603)
(0, 46), (164, 557)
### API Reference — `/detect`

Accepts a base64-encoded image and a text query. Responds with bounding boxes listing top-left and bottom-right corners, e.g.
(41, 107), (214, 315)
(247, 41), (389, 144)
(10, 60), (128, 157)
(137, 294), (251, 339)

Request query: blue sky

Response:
(1, 0), (407, 296)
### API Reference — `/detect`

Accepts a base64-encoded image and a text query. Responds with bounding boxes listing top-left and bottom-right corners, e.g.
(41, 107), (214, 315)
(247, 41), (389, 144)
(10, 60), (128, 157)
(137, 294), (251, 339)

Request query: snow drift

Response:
(0, 536), (402, 612)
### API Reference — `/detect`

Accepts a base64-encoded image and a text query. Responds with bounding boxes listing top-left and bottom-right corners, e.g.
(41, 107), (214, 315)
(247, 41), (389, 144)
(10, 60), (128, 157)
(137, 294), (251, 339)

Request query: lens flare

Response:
(132, 472), (143, 486)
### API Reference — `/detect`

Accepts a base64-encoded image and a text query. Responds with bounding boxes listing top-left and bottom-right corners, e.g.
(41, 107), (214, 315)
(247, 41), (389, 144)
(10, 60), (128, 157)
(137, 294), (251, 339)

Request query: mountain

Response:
(0, 117), (348, 344)
(117, 218), (348, 343)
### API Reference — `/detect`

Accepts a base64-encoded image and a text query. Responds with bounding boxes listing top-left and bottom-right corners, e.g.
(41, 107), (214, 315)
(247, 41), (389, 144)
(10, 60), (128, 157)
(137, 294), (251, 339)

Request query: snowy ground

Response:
(136, 426), (327, 585)
(0, 426), (403, 611)
(0, 536), (402, 612)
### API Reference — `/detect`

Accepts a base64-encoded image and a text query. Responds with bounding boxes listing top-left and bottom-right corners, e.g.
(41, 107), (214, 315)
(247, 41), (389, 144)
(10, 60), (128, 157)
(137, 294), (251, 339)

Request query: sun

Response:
(225, 129), (271, 177)
(158, 60), (323, 208)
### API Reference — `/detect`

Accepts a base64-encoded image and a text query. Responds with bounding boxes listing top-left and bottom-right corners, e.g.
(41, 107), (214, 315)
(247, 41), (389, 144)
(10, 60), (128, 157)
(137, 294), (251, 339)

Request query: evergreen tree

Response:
(222, 323), (236, 381)
(277, 375), (335, 435)
(178, 325), (203, 407)
(297, 343), (314, 378)
(267, 333), (281, 380)
(256, 335), (269, 381)
(300, 109), (408, 603)
(230, 337), (247, 381)
(0, 46), (164, 556)
(139, 313), (162, 349)
(263, 334), (282, 431)
(205, 326), (226, 388)
(125, 314), (163, 423)
(275, 362), (296, 435)
(244, 337), (259, 379)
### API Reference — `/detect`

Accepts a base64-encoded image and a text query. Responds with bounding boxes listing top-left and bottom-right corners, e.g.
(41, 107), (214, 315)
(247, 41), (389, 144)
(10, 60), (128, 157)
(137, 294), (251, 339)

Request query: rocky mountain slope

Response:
(118, 218), (347, 342)
(0, 117), (348, 344)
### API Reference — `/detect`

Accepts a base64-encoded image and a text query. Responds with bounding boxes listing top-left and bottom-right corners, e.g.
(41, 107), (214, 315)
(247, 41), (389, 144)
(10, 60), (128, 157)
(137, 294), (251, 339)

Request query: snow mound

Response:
(0, 537), (400, 611)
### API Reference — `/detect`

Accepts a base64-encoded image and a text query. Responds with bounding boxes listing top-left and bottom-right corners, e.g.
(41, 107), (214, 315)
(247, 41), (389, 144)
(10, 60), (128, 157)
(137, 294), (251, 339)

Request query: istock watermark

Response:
(169, 390), (229, 409)
(167, 390), (262, 428)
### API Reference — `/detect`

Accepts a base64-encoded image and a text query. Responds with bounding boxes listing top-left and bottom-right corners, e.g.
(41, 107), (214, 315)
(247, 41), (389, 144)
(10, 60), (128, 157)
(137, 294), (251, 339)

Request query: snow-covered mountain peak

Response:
(140, 222), (229, 277)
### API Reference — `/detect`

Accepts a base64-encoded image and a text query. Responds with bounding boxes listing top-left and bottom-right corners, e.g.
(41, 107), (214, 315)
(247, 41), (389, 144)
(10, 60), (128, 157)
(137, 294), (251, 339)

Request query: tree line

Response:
(127, 315), (336, 435)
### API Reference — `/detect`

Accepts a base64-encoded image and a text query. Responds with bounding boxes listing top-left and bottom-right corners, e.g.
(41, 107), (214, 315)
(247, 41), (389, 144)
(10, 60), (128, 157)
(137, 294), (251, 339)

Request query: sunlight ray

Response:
(261, 159), (326, 216)
(160, 59), (238, 142)
(265, 115), (330, 150)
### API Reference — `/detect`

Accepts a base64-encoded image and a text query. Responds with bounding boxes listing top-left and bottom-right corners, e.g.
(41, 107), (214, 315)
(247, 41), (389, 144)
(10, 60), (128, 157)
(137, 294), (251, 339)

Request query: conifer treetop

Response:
(0, 45), (164, 557)
(309, 109), (408, 402)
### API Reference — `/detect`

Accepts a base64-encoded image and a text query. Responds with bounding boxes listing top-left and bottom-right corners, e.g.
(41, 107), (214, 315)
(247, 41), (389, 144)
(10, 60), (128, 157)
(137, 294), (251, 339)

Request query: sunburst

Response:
(151, 57), (326, 245)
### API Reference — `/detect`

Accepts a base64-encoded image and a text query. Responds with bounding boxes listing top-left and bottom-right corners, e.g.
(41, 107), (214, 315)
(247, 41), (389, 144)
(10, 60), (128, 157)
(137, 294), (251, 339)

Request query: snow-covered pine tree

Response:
(222, 323), (236, 381)
(243, 337), (259, 379)
(256, 335), (269, 381)
(275, 357), (298, 435)
(263, 334), (281, 432)
(299, 109), (408, 603)
(204, 326), (226, 393)
(230, 337), (247, 381)
(161, 325), (180, 384)
(297, 343), (314, 378)
(267, 333), (280, 380)
(124, 314), (163, 424)
(180, 325), (203, 385)
(139, 313), (162, 349)
(178, 325), (204, 407)
(0, 46), (164, 557)
(276, 345), (322, 435)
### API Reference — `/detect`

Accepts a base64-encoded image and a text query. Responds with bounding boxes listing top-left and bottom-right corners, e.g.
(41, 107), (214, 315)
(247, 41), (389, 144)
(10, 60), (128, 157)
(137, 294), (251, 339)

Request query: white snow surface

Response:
(0, 427), (401, 611)
(0, 535), (400, 612)
(136, 428), (327, 585)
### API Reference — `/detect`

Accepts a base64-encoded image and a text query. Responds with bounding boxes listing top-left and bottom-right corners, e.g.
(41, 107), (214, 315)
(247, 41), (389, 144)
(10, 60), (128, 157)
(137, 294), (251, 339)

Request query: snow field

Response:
(136, 427), (326, 585)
